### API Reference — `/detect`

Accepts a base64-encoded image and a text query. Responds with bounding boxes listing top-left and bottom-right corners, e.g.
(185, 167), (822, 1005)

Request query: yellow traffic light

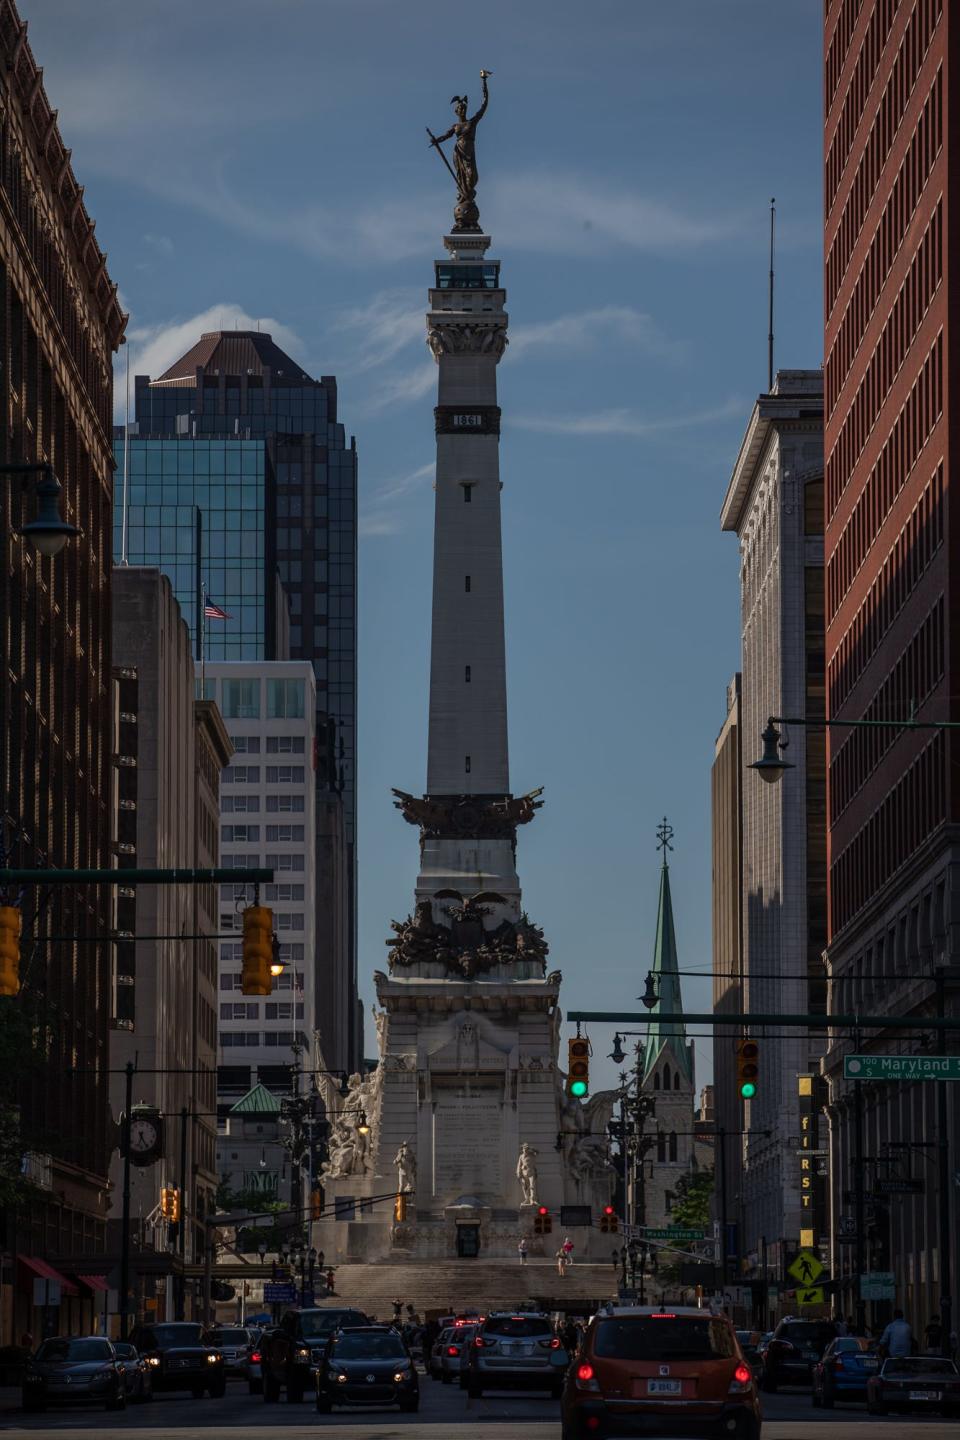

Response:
(737, 1038), (759, 1099)
(160, 1186), (180, 1222)
(0, 905), (22, 997)
(394, 1193), (407, 1223)
(241, 905), (274, 996)
(567, 1036), (589, 1098)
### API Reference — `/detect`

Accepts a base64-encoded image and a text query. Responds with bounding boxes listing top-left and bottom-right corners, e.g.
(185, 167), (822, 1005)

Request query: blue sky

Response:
(28, 0), (824, 1093)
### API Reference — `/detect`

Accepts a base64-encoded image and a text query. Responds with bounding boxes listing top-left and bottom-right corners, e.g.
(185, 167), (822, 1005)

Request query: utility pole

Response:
(853, 1027), (866, 1336)
(936, 969), (953, 1356)
(119, 1061), (134, 1340)
(717, 1125), (728, 1292)
(175, 1107), (188, 1320)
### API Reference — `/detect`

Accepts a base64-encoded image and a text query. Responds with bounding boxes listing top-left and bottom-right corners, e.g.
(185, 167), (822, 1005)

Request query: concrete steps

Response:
(326, 1259), (617, 1318)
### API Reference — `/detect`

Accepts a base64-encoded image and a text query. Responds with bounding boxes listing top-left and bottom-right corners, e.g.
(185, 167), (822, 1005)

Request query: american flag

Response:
(204, 598), (232, 620)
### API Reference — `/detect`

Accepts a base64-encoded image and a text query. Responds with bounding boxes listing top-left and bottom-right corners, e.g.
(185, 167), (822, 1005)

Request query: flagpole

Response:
(200, 582), (206, 696)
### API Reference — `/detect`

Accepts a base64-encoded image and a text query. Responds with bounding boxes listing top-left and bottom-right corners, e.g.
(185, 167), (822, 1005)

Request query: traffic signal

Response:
(600, 1204), (618, 1234)
(0, 905), (22, 997)
(567, 1036), (590, 1098)
(311, 1186), (325, 1221)
(533, 1204), (552, 1235)
(241, 904), (274, 995)
(160, 1186), (180, 1222)
(394, 1193), (407, 1223)
(736, 1038), (759, 1099)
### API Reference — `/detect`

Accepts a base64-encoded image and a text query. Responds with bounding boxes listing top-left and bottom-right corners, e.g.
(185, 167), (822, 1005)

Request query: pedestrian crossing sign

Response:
(796, 1286), (825, 1306)
(787, 1249), (823, 1285)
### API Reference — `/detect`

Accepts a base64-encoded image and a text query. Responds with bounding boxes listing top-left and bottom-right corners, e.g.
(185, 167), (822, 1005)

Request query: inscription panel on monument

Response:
(431, 1078), (503, 1198)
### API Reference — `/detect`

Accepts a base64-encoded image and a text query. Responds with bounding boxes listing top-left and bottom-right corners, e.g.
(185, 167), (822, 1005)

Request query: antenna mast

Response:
(768, 198), (776, 391)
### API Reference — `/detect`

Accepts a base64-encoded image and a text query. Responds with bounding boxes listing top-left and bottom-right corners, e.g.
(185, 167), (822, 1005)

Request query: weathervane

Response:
(427, 70), (492, 232)
(655, 817), (674, 856)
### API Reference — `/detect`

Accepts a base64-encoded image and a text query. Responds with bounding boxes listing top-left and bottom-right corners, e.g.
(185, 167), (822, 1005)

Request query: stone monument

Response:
(315, 77), (615, 1262)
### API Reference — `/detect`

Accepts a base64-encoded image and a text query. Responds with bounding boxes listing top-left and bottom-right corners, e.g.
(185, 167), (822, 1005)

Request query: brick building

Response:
(0, 0), (126, 1335)
(822, 0), (960, 1334)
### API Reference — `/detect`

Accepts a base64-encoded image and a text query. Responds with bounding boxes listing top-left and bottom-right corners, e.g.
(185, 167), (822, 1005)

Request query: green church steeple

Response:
(642, 819), (692, 1085)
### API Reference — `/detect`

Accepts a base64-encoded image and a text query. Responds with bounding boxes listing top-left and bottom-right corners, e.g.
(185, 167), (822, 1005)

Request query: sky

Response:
(27, 0), (824, 1095)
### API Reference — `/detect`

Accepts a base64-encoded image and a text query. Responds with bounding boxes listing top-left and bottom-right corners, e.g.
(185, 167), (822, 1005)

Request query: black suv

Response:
(128, 1322), (225, 1397)
(761, 1318), (837, 1391)
(260, 1306), (368, 1403)
(316, 1325), (419, 1413)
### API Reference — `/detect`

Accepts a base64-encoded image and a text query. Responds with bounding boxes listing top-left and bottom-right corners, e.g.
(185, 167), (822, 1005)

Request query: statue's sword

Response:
(426, 127), (458, 187)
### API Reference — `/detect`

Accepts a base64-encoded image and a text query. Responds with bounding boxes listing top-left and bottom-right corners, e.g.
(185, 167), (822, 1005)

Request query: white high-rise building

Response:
(203, 662), (317, 1112)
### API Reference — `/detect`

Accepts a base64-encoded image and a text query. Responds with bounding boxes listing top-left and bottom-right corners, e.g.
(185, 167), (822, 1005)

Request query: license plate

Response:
(864, 1359), (878, 1369)
(909, 1390), (940, 1400)
(648, 1379), (682, 1394)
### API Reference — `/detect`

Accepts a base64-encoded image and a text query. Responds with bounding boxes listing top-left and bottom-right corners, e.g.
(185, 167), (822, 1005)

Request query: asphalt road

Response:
(1, 1376), (958, 1438)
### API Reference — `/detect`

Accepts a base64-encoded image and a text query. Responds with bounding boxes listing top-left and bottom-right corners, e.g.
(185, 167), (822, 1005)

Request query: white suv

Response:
(465, 1312), (568, 1399)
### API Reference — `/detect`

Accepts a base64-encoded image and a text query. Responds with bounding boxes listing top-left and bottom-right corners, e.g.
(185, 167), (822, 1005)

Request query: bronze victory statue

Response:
(427, 70), (491, 231)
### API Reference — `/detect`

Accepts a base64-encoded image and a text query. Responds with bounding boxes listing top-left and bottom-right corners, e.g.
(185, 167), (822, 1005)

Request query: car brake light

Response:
(834, 1359), (844, 1372)
(734, 1364), (751, 1384)
(650, 1313), (676, 1319)
(473, 1337), (484, 1348)
(447, 1346), (459, 1356)
(550, 1337), (561, 1349)
(577, 1363), (594, 1382)
(250, 1351), (261, 1363)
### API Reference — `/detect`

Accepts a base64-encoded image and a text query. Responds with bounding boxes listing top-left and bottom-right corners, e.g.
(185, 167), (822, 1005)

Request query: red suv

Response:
(560, 1305), (761, 1440)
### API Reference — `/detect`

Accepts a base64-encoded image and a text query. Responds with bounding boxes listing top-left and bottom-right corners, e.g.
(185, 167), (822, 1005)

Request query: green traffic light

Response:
(740, 1082), (756, 1099)
(570, 1080), (588, 1097)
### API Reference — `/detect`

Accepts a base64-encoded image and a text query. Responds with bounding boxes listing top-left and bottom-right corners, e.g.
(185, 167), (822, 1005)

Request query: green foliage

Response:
(670, 1168), (715, 1231)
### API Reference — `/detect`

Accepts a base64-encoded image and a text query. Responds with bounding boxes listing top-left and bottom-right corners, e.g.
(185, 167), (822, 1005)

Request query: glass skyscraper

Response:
(113, 330), (360, 1068)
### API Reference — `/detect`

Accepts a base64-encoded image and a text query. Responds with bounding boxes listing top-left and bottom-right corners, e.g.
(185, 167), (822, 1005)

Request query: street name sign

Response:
(875, 1178), (924, 1195)
(787, 1250), (824, 1285)
(861, 1272), (895, 1301)
(845, 1054), (960, 1081)
(639, 1226), (706, 1241)
(263, 1282), (296, 1303)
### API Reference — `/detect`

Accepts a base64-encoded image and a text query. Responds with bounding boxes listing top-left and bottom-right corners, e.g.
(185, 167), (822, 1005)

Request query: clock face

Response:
(129, 1117), (159, 1154)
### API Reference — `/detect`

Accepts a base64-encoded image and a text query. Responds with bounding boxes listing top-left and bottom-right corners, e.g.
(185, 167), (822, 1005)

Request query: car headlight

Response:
(207, 1353), (222, 1364)
(335, 1372), (348, 1384)
(296, 1347), (310, 1361)
(393, 1370), (410, 1383)
(146, 1356), (160, 1367)
(93, 1368), (115, 1381)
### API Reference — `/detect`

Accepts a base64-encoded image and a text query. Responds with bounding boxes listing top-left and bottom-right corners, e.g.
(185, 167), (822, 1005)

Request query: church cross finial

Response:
(656, 816), (674, 857)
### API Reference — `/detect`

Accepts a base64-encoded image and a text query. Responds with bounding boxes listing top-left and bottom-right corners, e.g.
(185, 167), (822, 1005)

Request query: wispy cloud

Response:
(360, 461), (434, 537)
(115, 303), (307, 420)
(142, 233), (174, 256)
(512, 397), (746, 438)
(509, 306), (684, 362)
(328, 291), (424, 374)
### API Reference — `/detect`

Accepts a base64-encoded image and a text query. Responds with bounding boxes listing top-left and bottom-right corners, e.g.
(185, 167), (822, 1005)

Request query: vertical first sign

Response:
(797, 1075), (826, 1250)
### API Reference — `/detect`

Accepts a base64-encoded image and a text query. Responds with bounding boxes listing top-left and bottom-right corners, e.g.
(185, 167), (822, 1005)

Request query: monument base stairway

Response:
(327, 1258), (617, 1318)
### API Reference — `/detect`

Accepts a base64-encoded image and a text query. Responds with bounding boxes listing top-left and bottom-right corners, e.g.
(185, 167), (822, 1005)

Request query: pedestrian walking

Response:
(562, 1235), (575, 1265)
(879, 1308), (913, 1358)
(923, 1314), (943, 1355)
(835, 1316), (849, 1336)
(556, 1248), (569, 1278)
(517, 1237), (528, 1265)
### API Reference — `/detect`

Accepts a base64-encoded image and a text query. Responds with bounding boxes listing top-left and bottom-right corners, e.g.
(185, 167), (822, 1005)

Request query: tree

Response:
(671, 1168), (714, 1231)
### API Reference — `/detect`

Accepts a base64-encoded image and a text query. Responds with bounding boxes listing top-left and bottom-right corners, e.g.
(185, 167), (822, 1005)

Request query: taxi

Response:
(560, 1304), (761, 1440)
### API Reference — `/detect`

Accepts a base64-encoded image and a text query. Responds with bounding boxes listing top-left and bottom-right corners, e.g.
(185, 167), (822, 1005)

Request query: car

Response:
(429, 1326), (456, 1380)
(128, 1321), (226, 1398)
(560, 1304), (761, 1440)
(440, 1322), (478, 1385)
(465, 1311), (567, 1399)
(760, 1318), (837, 1391)
(112, 1342), (154, 1403)
(316, 1325), (419, 1413)
(811, 1336), (878, 1406)
(245, 1328), (263, 1394)
(21, 1336), (126, 1414)
(203, 1326), (252, 1379)
(866, 1355), (960, 1415)
(260, 1305), (369, 1403)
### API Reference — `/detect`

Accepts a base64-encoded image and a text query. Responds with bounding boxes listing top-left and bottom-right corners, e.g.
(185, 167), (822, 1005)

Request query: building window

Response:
(221, 795), (260, 814)
(266, 853), (305, 871)
(669, 1132), (678, 1162)
(221, 679), (261, 719)
(663, 1063), (671, 1090)
(266, 795), (305, 812)
(465, 665), (471, 683)
(664, 1189), (674, 1215)
(657, 1132), (666, 1162)
(266, 736), (305, 754)
(465, 755), (471, 774)
(230, 736), (261, 754)
(267, 824), (305, 842)
(654, 1073), (660, 1091)
(265, 884), (305, 902)
(463, 484), (473, 503)
(267, 679), (305, 719)
(221, 824), (260, 843)
(674, 1072), (680, 1091)
(266, 766), (305, 784)
(465, 575), (471, 592)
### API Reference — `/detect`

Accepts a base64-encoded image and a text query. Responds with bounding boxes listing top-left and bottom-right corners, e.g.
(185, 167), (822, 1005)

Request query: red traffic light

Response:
(603, 1205), (615, 1216)
(537, 1205), (549, 1216)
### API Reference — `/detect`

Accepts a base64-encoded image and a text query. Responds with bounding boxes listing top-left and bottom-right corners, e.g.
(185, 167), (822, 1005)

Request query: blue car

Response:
(812, 1336), (880, 1406)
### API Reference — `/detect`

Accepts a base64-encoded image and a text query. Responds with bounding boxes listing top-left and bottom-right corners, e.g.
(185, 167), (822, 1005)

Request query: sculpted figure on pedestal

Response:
(394, 1141), (417, 1194)
(517, 1141), (539, 1206)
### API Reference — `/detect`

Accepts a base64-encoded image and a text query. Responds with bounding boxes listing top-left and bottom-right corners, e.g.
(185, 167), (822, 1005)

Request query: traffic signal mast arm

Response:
(568, 1010), (960, 1031)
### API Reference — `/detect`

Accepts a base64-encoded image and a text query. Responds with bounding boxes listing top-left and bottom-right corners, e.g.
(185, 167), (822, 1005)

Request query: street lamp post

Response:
(1, 461), (78, 557)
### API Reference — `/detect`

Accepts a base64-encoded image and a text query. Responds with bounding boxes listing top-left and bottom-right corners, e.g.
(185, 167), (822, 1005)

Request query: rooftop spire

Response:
(642, 817), (691, 1084)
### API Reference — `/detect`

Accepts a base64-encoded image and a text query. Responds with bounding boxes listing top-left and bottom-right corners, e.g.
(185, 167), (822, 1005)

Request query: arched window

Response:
(657, 1131), (666, 1163)
(674, 1071), (681, 1091)
(669, 1131), (678, 1162)
(653, 1073), (660, 1090)
(663, 1063), (671, 1090)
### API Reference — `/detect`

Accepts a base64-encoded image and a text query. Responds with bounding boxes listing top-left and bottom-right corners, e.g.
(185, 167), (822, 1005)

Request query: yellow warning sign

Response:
(796, 1286), (825, 1306)
(787, 1250), (823, 1285)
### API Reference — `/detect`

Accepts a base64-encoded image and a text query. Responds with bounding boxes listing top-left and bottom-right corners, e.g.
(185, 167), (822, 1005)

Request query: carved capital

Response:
(427, 321), (508, 362)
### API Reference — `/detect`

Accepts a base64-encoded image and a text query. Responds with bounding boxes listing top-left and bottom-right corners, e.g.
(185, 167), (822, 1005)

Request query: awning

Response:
(17, 1256), (79, 1297)
(76, 1274), (109, 1294)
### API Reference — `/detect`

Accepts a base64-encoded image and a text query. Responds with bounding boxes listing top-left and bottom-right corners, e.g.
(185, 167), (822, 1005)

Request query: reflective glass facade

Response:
(113, 438), (266, 658)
